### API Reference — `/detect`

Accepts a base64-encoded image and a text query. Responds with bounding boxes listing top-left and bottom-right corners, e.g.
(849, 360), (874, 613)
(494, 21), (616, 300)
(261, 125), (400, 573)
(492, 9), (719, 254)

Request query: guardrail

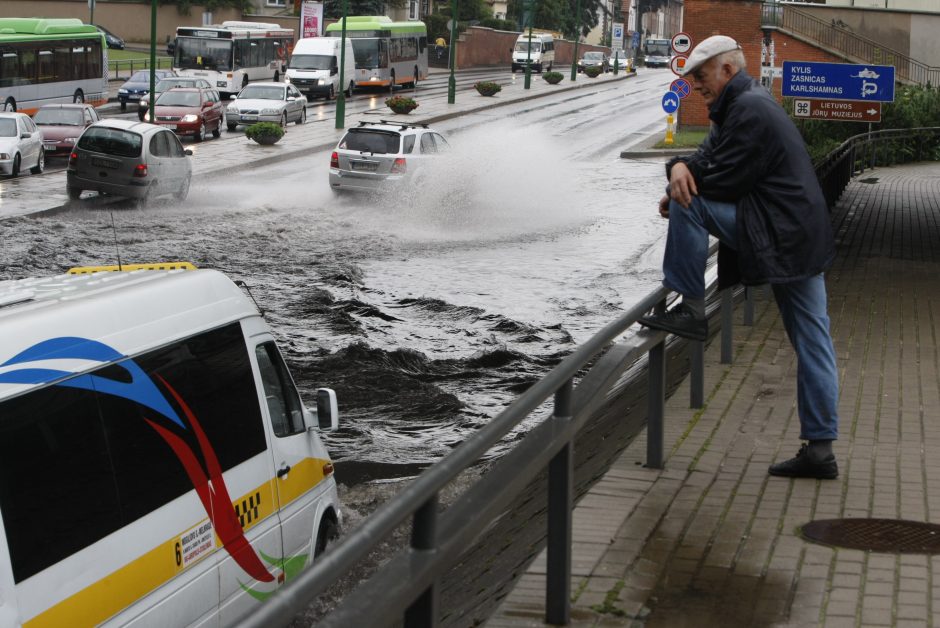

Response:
(760, 2), (940, 87)
(239, 240), (760, 628)
(107, 57), (174, 81)
(815, 127), (940, 207)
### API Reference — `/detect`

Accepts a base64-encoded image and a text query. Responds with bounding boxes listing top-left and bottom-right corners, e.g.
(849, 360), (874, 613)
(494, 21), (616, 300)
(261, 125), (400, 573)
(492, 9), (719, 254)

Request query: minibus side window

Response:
(255, 343), (305, 437)
(0, 386), (122, 583)
(0, 323), (267, 583)
(98, 323), (267, 523)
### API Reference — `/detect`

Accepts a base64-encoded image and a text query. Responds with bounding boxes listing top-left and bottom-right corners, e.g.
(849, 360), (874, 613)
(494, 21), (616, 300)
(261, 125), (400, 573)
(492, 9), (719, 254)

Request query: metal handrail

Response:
(107, 57), (173, 81)
(241, 240), (729, 628)
(815, 126), (940, 207)
(761, 2), (940, 87)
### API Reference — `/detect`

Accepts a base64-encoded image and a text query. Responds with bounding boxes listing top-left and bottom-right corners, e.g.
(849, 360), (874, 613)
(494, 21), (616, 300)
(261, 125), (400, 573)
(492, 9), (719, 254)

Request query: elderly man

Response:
(637, 35), (840, 480)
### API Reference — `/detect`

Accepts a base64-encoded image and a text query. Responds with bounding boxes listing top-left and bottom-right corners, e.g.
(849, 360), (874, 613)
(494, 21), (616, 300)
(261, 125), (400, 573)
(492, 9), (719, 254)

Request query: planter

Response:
(474, 81), (502, 97)
(244, 122), (284, 145)
(543, 72), (563, 85)
(386, 97), (418, 114)
(583, 66), (603, 78)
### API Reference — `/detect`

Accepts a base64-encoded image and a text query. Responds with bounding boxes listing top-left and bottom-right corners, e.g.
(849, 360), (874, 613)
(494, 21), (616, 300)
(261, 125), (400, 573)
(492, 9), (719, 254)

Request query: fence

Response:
(760, 2), (940, 87)
(815, 127), (940, 207)
(107, 56), (174, 81)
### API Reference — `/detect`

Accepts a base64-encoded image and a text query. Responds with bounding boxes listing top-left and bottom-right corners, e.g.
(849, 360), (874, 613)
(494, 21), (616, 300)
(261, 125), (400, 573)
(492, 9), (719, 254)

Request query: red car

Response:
(33, 104), (100, 157)
(151, 87), (224, 142)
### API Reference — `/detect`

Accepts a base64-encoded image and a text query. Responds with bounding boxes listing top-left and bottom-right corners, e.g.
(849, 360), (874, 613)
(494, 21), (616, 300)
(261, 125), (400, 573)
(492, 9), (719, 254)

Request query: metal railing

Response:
(815, 127), (940, 207)
(761, 2), (940, 87)
(107, 57), (174, 81)
(240, 241), (753, 628)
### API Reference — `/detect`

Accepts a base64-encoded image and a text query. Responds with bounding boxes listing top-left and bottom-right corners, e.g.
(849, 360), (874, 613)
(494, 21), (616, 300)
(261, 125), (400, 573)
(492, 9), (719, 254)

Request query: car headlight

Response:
(217, 81), (227, 88)
(119, 89), (128, 94)
(319, 78), (327, 86)
(0, 153), (9, 160)
(182, 114), (198, 122)
(260, 108), (278, 115)
(227, 107), (238, 115)
(284, 76), (291, 83)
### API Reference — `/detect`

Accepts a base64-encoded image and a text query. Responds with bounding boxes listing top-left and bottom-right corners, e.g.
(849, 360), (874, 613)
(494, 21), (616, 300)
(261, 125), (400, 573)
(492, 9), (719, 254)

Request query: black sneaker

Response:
(768, 444), (839, 479)
(638, 303), (708, 341)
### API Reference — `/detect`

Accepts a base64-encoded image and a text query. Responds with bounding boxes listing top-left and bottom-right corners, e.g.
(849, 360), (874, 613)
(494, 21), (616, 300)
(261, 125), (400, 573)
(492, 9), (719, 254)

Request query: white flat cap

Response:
(681, 35), (741, 76)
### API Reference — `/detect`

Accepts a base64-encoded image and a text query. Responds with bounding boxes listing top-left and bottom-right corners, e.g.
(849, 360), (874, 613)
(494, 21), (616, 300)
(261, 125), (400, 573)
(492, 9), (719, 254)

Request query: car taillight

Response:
(391, 158), (406, 174)
(330, 151), (339, 168)
(68, 152), (78, 169)
(133, 163), (148, 178)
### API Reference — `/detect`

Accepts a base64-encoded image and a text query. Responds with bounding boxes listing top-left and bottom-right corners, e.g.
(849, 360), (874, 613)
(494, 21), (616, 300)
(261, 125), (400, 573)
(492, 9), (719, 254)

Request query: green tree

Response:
(159, 0), (253, 15)
(322, 0), (407, 20)
(507, 0), (604, 39)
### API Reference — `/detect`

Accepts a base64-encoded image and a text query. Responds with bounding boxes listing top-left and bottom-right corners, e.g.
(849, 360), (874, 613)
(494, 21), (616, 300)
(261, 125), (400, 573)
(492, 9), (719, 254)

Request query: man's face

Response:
(690, 57), (735, 107)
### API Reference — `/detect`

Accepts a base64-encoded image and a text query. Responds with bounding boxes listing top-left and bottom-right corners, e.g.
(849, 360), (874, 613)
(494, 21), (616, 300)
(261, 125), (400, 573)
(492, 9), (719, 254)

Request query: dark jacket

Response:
(667, 71), (834, 288)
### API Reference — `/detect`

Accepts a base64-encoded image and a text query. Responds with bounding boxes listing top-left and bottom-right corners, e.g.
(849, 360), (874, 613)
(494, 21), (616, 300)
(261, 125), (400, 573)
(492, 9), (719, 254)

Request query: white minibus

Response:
(0, 263), (342, 627)
(511, 32), (555, 73)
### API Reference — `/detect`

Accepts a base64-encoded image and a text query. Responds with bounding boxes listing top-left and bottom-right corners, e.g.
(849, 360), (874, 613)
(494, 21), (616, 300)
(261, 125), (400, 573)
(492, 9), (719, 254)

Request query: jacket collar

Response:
(708, 70), (753, 125)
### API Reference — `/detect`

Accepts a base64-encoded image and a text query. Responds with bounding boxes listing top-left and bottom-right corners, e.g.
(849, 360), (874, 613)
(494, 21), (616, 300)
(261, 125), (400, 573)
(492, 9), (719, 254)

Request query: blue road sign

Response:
(670, 78), (691, 99)
(661, 92), (680, 114)
(631, 31), (640, 49)
(782, 61), (895, 102)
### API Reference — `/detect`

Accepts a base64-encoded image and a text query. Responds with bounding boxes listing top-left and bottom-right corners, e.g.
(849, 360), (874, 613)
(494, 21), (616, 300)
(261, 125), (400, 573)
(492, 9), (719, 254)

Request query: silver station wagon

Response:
(329, 120), (449, 194)
(66, 119), (193, 205)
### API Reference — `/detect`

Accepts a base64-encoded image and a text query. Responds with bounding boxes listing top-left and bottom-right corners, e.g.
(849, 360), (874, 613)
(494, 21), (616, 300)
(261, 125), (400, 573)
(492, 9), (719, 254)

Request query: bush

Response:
(386, 95), (418, 113)
(478, 17), (518, 31)
(244, 121), (284, 144)
(583, 65), (602, 78)
(543, 71), (563, 84)
(474, 81), (502, 96)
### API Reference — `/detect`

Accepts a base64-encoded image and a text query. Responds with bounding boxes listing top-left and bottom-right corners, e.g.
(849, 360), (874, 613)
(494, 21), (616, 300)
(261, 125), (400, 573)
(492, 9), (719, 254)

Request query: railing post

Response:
(546, 380), (573, 625)
(720, 288), (733, 364)
(689, 339), (703, 409)
(404, 496), (439, 628)
(646, 307), (666, 470)
(743, 286), (755, 326)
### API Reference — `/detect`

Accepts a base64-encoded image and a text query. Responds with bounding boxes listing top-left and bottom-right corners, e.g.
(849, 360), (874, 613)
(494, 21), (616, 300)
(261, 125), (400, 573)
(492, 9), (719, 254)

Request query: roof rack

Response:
(355, 119), (429, 130)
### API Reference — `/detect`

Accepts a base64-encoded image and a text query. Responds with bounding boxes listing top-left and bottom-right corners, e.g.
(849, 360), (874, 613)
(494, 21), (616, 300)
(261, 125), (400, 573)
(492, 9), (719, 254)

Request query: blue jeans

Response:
(663, 197), (839, 441)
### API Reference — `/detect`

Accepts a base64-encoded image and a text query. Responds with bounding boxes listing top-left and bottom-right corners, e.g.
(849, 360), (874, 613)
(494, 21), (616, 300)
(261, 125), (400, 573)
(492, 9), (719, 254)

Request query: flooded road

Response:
(1, 73), (678, 593)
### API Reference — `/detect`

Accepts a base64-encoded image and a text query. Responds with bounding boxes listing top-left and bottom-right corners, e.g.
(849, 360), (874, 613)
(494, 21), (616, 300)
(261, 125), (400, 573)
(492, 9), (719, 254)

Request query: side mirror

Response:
(331, 67), (338, 76)
(229, 95), (237, 100)
(20, 132), (31, 139)
(184, 149), (193, 156)
(312, 388), (339, 431)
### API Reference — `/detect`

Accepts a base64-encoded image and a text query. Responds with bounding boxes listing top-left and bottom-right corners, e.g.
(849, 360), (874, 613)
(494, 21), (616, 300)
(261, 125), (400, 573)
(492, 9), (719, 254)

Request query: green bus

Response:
(0, 18), (108, 113)
(325, 16), (427, 90)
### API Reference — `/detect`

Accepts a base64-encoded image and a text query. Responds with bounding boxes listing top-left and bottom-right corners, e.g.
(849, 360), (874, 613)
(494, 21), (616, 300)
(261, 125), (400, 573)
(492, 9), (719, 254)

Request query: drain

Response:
(801, 518), (940, 553)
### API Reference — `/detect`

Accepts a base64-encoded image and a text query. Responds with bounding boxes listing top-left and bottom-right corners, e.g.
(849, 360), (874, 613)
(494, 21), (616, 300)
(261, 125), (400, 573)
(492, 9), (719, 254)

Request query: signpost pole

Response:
(334, 0), (348, 129)
(447, 1), (458, 103)
(524, 1), (533, 90)
(570, 0), (581, 82)
(148, 0), (156, 123)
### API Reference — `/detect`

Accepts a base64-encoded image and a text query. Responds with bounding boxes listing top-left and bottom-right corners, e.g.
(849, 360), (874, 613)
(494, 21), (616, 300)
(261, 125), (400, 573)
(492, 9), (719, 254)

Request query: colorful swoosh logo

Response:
(0, 337), (279, 585)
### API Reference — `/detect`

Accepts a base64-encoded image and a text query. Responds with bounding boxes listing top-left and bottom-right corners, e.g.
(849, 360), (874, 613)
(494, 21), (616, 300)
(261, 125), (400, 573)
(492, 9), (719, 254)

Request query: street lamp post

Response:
(447, 0), (458, 104)
(569, 0), (581, 82)
(148, 0), (156, 122)
(523, 0), (534, 90)
(335, 0), (349, 129)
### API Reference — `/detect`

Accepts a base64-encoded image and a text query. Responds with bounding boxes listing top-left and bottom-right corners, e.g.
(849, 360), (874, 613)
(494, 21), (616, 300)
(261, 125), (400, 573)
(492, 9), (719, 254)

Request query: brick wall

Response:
(455, 26), (610, 68)
(679, 0), (844, 127)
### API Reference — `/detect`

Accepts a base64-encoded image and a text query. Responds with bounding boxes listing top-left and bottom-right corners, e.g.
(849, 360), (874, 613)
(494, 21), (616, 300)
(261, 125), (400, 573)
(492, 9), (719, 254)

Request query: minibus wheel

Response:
(315, 517), (339, 558)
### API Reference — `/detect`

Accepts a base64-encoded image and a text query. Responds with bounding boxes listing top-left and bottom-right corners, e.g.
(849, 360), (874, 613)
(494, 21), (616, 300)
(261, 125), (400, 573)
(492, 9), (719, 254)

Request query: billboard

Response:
(300, 1), (323, 38)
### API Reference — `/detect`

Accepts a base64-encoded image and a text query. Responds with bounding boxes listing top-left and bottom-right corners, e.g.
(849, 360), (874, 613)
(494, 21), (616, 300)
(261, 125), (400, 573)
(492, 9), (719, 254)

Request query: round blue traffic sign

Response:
(661, 91), (680, 114)
(670, 78), (691, 99)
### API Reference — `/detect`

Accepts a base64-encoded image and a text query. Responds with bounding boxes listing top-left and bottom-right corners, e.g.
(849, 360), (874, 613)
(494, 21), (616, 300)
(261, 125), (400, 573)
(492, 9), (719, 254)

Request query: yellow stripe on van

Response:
(67, 262), (197, 274)
(24, 458), (330, 627)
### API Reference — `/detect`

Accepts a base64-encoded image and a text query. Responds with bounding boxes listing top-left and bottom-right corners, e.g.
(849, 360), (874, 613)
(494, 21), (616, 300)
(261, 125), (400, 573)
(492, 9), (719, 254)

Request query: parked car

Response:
(577, 51), (609, 73)
(0, 112), (44, 178)
(67, 119), (192, 204)
(151, 87), (224, 141)
(33, 103), (100, 158)
(329, 120), (449, 193)
(225, 82), (307, 131)
(138, 76), (214, 121)
(94, 24), (125, 50)
(118, 69), (176, 111)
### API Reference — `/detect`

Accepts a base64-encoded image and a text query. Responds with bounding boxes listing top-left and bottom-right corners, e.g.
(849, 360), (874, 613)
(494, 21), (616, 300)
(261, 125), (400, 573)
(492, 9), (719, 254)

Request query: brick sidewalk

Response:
(486, 162), (940, 628)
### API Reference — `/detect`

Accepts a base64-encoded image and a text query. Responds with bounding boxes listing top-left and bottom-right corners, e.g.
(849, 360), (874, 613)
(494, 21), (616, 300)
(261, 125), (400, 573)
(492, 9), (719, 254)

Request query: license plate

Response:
(43, 144), (56, 151)
(351, 161), (377, 172)
(92, 157), (119, 169)
(241, 115), (257, 121)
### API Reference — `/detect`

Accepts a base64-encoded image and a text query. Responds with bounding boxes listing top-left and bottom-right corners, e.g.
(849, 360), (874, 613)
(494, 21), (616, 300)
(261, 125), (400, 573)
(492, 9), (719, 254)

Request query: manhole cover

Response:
(801, 518), (940, 553)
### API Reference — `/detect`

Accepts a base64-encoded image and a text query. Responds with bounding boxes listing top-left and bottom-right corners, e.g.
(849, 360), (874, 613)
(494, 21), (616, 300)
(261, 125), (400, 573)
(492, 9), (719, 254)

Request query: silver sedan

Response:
(225, 82), (308, 131)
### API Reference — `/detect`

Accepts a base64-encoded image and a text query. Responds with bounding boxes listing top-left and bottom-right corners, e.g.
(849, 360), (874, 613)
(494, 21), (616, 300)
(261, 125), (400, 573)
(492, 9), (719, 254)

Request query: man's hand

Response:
(658, 195), (670, 218)
(669, 162), (698, 208)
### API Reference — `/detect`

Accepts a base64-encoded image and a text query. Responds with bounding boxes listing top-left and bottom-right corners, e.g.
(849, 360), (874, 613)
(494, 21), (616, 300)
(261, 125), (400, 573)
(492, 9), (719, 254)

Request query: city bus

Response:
(0, 18), (108, 114)
(172, 21), (294, 97)
(325, 16), (427, 90)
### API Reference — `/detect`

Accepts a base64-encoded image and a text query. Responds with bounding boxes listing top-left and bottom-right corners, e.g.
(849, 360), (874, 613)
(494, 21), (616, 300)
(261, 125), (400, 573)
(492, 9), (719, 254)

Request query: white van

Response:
(511, 32), (555, 73)
(0, 264), (342, 627)
(286, 37), (356, 100)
